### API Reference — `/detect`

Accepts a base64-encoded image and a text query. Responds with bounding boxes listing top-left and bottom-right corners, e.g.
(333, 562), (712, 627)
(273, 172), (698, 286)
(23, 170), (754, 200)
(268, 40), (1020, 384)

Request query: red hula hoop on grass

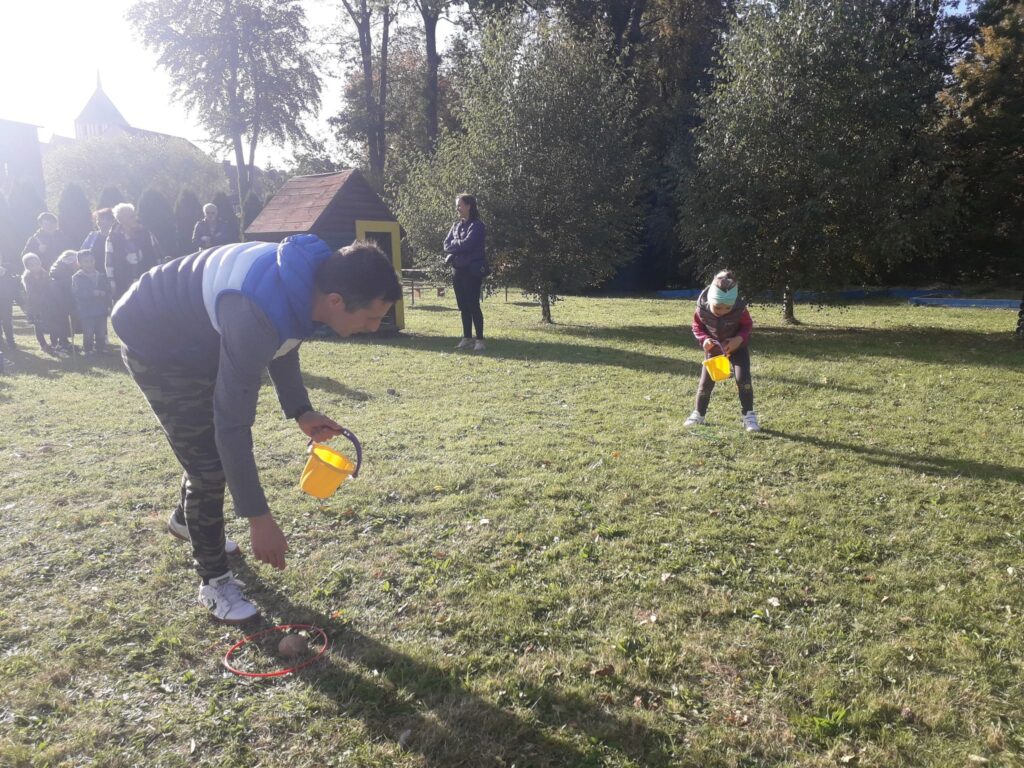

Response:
(223, 623), (330, 678)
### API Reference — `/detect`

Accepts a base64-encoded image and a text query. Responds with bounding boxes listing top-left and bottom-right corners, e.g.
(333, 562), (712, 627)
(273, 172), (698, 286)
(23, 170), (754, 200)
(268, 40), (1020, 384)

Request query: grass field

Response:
(0, 292), (1022, 767)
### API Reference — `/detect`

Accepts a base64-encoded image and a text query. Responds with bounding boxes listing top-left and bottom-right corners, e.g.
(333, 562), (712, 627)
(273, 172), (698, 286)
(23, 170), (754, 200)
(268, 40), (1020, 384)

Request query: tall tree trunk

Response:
(231, 133), (248, 240)
(1017, 291), (1024, 337)
(376, 6), (392, 184)
(421, 6), (440, 148)
(782, 284), (798, 324)
(246, 123), (261, 199)
(540, 293), (553, 323)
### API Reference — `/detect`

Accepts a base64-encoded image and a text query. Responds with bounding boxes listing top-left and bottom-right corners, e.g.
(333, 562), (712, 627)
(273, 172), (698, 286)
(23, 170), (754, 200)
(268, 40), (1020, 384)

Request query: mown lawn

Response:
(0, 292), (1021, 768)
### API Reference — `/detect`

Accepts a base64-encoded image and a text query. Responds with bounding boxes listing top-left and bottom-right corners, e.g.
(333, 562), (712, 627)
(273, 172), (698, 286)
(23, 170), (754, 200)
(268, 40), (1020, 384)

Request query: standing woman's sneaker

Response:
(742, 411), (761, 432)
(198, 572), (260, 624)
(473, 339), (486, 352)
(684, 410), (706, 426)
(455, 338), (473, 350)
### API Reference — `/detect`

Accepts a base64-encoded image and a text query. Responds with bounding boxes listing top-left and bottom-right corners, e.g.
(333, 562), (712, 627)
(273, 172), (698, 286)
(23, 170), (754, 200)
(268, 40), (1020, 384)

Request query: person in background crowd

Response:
(191, 203), (230, 251)
(106, 203), (161, 299)
(81, 208), (116, 268)
(49, 250), (79, 353)
(22, 212), (65, 270)
(443, 193), (489, 352)
(72, 250), (112, 355)
(21, 253), (61, 355)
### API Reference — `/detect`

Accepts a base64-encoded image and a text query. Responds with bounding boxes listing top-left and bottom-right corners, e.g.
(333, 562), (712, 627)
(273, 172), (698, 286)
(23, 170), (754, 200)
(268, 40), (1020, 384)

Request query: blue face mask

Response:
(708, 283), (737, 305)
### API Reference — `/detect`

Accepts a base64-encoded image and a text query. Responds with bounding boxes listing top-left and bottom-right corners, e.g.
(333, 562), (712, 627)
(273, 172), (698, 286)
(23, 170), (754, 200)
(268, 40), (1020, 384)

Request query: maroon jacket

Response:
(691, 287), (753, 349)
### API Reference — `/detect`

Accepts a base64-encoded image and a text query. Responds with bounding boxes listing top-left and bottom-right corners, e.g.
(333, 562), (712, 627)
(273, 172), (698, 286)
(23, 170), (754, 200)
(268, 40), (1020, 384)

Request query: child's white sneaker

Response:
(684, 410), (706, 426)
(455, 338), (473, 350)
(742, 411), (761, 432)
(198, 572), (260, 624)
(168, 511), (240, 555)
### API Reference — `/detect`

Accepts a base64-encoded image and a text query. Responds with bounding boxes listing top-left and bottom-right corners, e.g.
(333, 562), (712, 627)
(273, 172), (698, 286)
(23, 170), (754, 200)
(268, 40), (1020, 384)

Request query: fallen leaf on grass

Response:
(590, 664), (615, 678)
(661, 573), (674, 583)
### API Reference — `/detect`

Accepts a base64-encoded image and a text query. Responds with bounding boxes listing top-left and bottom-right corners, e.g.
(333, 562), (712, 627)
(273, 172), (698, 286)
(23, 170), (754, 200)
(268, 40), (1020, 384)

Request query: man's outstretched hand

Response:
(250, 513), (288, 570)
(297, 410), (343, 442)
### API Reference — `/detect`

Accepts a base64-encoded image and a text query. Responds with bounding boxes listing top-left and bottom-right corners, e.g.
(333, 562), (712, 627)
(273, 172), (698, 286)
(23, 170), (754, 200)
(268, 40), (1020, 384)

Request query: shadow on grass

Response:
(302, 373), (374, 401)
(2, 345), (125, 380)
(548, 322), (1019, 370)
(232, 562), (676, 767)
(406, 304), (457, 312)
(766, 428), (1024, 485)
(382, 332), (868, 393)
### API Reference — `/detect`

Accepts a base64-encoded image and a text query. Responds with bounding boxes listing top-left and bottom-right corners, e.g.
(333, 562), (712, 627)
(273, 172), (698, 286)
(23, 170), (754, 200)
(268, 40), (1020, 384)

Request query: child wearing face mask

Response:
(684, 269), (761, 432)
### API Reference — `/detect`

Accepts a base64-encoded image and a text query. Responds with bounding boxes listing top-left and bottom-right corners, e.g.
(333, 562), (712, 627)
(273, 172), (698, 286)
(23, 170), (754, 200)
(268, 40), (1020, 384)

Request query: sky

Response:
(0, 0), (443, 167)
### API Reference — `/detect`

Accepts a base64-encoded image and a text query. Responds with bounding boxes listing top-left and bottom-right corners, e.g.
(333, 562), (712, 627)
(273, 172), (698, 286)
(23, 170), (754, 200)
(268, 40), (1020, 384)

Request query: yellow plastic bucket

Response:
(703, 353), (732, 382)
(300, 443), (356, 500)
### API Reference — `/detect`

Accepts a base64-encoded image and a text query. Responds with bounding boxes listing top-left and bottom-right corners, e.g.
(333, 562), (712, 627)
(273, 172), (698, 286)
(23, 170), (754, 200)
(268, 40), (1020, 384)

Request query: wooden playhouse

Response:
(245, 169), (404, 331)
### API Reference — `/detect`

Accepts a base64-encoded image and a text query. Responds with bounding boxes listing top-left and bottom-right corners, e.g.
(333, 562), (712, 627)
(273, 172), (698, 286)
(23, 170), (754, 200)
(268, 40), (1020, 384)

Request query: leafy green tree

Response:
(128, 0), (321, 208)
(680, 0), (952, 322)
(212, 191), (241, 242)
(939, 0), (1024, 282)
(98, 186), (126, 209)
(137, 188), (177, 262)
(44, 135), (223, 210)
(57, 184), (94, 250)
(0, 193), (21, 276)
(8, 180), (47, 253)
(397, 17), (642, 322)
(174, 188), (203, 256)
(241, 191), (264, 230)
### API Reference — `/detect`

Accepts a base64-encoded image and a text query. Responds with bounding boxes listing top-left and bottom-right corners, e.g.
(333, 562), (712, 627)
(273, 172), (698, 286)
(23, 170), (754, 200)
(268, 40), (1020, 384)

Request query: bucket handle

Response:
(710, 340), (730, 358)
(308, 427), (362, 478)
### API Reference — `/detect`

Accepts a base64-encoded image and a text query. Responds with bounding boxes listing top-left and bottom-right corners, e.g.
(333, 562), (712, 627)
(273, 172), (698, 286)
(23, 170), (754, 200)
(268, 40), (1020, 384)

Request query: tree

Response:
(939, 0), (1024, 282)
(396, 17), (643, 322)
(8, 180), (47, 253)
(137, 188), (177, 262)
(0, 193), (21, 275)
(336, 0), (397, 187)
(57, 184), (93, 249)
(98, 187), (126, 209)
(174, 188), (203, 257)
(44, 135), (223, 209)
(212, 191), (241, 242)
(241, 191), (264, 230)
(680, 0), (952, 322)
(128, 0), (321, 210)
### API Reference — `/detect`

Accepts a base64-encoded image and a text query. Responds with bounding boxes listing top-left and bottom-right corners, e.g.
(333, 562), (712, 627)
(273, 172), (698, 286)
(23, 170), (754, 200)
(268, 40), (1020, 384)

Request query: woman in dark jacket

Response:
(443, 194), (488, 352)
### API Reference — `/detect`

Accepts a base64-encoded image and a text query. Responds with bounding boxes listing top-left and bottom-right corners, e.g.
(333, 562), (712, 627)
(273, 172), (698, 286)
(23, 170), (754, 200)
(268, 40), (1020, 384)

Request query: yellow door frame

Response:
(355, 220), (404, 330)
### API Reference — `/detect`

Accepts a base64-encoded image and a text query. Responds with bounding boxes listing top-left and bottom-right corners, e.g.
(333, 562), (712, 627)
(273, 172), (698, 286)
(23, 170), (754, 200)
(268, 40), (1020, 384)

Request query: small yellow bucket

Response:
(703, 353), (732, 382)
(299, 428), (362, 500)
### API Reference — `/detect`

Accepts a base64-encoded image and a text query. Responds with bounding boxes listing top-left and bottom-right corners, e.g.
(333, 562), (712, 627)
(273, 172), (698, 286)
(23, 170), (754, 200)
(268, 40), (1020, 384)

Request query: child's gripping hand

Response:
(702, 338), (717, 353)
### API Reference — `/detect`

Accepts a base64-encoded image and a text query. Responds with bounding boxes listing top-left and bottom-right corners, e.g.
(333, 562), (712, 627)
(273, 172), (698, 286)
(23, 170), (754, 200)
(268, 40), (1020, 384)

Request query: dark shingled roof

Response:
(245, 169), (395, 237)
(76, 87), (129, 128)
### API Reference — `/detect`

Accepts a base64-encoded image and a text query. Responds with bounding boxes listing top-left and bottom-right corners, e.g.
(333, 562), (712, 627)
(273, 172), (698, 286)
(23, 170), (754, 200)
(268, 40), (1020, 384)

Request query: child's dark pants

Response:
(695, 345), (755, 415)
(453, 268), (484, 339)
(122, 348), (230, 581)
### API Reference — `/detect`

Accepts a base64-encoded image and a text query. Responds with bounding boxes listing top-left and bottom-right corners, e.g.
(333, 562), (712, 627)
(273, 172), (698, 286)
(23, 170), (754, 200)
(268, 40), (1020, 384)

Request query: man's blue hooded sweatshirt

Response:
(112, 234), (333, 372)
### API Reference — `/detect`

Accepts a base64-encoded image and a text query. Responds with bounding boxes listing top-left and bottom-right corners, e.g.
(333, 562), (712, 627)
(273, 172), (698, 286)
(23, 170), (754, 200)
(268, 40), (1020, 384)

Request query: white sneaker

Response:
(168, 511), (240, 555)
(198, 572), (260, 624)
(684, 410), (706, 426)
(455, 338), (474, 350)
(742, 411), (761, 432)
(473, 339), (486, 352)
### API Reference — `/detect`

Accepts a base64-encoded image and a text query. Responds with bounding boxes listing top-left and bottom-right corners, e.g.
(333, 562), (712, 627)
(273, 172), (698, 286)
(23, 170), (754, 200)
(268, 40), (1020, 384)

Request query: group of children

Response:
(21, 247), (112, 357)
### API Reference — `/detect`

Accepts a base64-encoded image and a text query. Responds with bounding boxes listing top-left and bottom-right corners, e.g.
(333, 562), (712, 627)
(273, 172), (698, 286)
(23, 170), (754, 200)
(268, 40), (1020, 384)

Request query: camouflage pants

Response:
(121, 347), (230, 580)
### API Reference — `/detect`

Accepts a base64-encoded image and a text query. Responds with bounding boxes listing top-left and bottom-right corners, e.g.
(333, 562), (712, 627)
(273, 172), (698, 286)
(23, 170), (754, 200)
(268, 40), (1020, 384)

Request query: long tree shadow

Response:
(766, 428), (1024, 485)
(229, 560), (678, 767)
(549, 322), (1021, 371)
(379, 332), (869, 393)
